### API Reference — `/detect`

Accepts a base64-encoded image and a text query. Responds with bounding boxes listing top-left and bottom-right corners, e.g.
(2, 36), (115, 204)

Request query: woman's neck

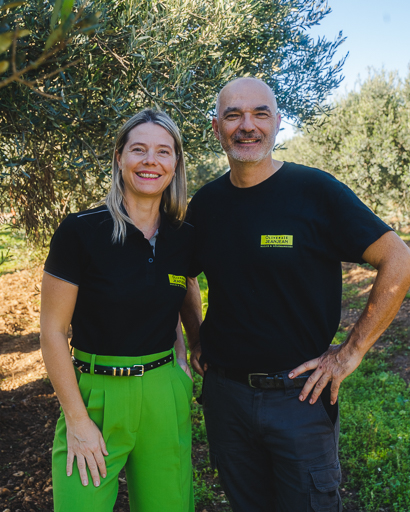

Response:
(123, 194), (162, 240)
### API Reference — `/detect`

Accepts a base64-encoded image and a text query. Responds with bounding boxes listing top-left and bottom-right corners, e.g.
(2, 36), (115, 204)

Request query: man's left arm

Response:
(290, 231), (410, 405)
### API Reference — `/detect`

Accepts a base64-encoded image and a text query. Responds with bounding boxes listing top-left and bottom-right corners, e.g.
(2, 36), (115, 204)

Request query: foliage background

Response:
(279, 70), (410, 228)
(0, 0), (346, 241)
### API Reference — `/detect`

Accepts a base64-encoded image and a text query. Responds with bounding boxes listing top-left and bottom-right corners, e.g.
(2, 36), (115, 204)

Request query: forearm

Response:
(346, 234), (410, 357)
(40, 273), (107, 485)
(174, 315), (187, 361)
(346, 275), (409, 357)
(41, 332), (88, 423)
(180, 277), (202, 350)
(291, 232), (410, 405)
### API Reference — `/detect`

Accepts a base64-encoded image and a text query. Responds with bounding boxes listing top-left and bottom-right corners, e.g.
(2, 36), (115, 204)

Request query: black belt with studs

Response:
(72, 353), (174, 377)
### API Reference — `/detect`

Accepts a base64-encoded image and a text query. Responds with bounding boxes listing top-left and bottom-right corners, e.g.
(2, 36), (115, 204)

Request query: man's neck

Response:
(229, 157), (284, 188)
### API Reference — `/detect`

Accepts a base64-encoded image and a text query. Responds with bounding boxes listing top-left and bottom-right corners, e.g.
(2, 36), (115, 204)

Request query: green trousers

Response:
(52, 349), (194, 512)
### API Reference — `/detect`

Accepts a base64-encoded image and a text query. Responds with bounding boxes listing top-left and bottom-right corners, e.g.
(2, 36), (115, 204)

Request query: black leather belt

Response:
(209, 365), (311, 389)
(72, 353), (174, 377)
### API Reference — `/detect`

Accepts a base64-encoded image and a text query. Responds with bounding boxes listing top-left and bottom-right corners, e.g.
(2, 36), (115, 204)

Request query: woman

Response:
(40, 109), (195, 512)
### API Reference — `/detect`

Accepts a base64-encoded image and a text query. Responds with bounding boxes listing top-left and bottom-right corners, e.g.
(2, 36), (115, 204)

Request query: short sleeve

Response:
(186, 199), (203, 277)
(329, 183), (393, 263)
(44, 214), (85, 286)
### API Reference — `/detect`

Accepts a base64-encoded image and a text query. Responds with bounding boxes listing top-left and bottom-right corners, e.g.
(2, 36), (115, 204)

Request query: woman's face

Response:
(116, 122), (177, 202)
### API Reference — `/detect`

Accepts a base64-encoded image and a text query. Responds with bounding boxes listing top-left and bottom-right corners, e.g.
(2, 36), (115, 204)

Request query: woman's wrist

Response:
(64, 407), (90, 425)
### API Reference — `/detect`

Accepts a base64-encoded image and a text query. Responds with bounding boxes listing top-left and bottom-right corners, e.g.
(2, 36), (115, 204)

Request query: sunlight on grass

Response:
(396, 230), (410, 243)
(0, 225), (31, 275)
(0, 225), (47, 276)
(342, 281), (368, 309)
(340, 354), (410, 511)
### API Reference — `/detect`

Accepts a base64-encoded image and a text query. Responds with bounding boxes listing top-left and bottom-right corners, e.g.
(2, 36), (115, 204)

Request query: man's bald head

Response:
(215, 77), (278, 118)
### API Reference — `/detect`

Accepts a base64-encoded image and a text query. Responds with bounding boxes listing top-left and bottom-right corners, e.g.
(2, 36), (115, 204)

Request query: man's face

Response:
(212, 79), (281, 164)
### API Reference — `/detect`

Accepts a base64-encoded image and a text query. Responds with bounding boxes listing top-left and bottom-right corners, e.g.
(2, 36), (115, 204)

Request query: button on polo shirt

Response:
(44, 206), (195, 356)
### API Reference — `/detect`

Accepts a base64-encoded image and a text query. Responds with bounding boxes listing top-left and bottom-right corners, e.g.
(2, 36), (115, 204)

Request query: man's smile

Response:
(235, 138), (261, 145)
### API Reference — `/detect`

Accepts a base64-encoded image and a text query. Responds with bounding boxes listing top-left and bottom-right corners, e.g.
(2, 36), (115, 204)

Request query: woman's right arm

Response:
(40, 272), (108, 487)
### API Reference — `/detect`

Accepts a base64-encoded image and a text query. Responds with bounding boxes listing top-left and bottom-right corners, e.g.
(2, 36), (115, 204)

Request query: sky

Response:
(276, 0), (410, 143)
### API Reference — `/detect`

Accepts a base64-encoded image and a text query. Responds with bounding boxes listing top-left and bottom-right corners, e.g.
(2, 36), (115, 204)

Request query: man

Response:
(181, 77), (410, 512)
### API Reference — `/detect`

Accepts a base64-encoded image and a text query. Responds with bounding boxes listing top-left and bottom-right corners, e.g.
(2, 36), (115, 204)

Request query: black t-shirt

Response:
(188, 162), (392, 372)
(44, 206), (194, 356)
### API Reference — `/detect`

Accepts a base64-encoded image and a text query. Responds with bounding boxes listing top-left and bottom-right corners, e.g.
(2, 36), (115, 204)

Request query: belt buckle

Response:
(248, 373), (268, 388)
(72, 356), (83, 374)
(132, 364), (145, 377)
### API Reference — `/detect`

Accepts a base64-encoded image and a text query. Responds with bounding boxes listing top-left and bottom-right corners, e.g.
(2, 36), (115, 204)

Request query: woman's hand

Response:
(66, 416), (109, 487)
(177, 357), (193, 382)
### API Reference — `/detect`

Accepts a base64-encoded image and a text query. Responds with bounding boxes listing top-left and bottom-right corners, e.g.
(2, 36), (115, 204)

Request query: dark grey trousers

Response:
(202, 368), (342, 512)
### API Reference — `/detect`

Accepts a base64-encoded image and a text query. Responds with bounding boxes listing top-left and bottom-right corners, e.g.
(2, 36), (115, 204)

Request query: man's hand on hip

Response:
(288, 342), (363, 405)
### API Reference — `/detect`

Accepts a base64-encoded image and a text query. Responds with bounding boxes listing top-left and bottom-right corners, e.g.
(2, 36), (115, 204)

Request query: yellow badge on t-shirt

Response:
(168, 274), (187, 289)
(261, 235), (293, 248)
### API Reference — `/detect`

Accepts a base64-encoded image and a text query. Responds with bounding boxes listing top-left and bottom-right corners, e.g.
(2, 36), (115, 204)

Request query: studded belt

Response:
(72, 352), (174, 377)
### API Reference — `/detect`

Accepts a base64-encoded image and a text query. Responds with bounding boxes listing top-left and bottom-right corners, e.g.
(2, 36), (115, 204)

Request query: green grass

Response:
(339, 352), (410, 511)
(396, 230), (410, 243)
(0, 224), (46, 275)
(332, 329), (348, 345)
(342, 281), (370, 309)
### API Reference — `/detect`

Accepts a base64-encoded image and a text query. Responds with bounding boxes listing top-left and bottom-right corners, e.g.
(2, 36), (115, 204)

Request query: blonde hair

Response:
(104, 109), (187, 244)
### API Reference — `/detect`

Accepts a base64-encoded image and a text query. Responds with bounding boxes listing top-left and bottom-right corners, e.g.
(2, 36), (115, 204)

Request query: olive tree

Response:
(280, 70), (410, 227)
(0, 0), (346, 241)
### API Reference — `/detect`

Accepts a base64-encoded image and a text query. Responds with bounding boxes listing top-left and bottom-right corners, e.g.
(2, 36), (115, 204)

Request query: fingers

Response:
(100, 436), (109, 457)
(297, 369), (320, 403)
(76, 453), (89, 486)
(330, 380), (340, 406)
(76, 446), (107, 487)
(66, 448), (74, 477)
(293, 345), (355, 405)
(94, 446), (107, 480)
(66, 418), (109, 486)
(84, 451), (101, 487)
(185, 366), (193, 382)
(190, 353), (204, 377)
(288, 358), (319, 379)
(306, 373), (331, 404)
(177, 360), (194, 382)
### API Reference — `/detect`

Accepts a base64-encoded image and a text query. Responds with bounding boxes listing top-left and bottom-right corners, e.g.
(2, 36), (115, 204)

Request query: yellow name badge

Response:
(261, 235), (293, 248)
(168, 274), (187, 289)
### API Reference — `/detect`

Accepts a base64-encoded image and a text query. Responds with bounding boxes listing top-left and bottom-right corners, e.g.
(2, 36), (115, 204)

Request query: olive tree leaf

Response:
(61, 0), (75, 23)
(0, 1), (26, 11)
(0, 31), (12, 52)
(0, 59), (8, 73)
(50, 0), (62, 28)
(44, 25), (63, 50)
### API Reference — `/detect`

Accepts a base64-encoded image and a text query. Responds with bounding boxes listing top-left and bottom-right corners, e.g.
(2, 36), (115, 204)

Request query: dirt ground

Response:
(1, 262), (409, 512)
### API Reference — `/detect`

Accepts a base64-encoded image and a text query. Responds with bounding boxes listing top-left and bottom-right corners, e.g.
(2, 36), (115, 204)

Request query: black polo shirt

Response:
(44, 206), (194, 356)
(188, 162), (392, 372)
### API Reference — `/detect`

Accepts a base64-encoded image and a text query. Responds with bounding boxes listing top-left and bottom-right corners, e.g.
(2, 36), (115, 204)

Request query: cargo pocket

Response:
(309, 463), (342, 512)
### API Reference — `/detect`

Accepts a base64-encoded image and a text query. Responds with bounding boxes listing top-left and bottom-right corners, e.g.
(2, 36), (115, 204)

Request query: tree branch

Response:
(16, 78), (63, 100)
